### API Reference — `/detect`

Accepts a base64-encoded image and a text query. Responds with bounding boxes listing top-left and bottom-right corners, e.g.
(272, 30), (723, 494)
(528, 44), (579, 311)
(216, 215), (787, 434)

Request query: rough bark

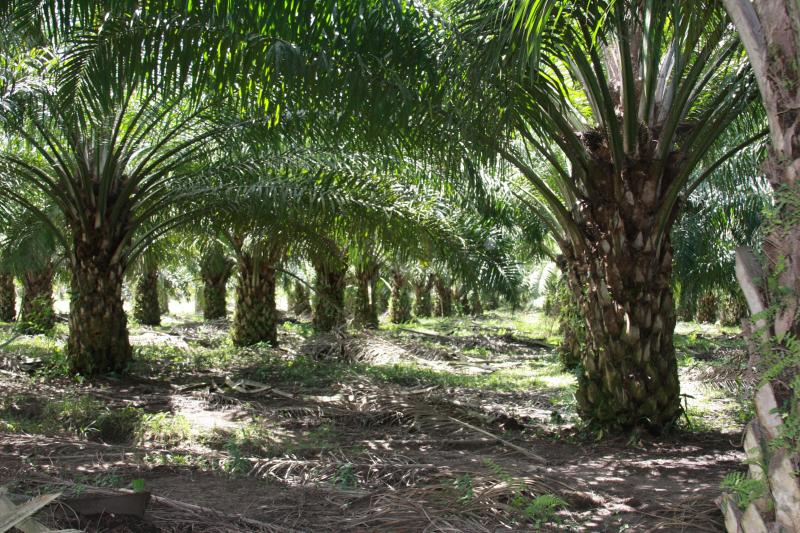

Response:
(556, 289), (585, 371)
(68, 252), (131, 376)
(676, 289), (697, 322)
(354, 262), (380, 329)
(20, 262), (55, 333)
(312, 256), (347, 333)
(720, 3), (800, 530)
(720, 292), (749, 327)
(158, 280), (170, 315)
(412, 275), (434, 318)
(133, 267), (160, 326)
(200, 247), (234, 320)
(232, 249), (279, 347)
(289, 280), (312, 316)
(202, 275), (228, 320)
(0, 274), (16, 322)
(455, 286), (470, 316)
(389, 269), (412, 324)
(434, 276), (453, 317)
(696, 292), (718, 324)
(469, 291), (482, 316)
(562, 177), (682, 431)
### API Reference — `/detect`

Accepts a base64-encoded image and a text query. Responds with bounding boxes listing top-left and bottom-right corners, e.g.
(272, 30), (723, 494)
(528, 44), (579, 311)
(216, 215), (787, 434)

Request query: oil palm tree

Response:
(451, 0), (765, 430)
(0, 201), (61, 333)
(0, 0), (444, 374)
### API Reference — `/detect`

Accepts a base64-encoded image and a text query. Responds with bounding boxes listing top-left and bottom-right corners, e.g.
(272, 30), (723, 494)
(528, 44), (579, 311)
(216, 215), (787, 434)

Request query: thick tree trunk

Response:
(719, 4), (800, 530)
(289, 280), (312, 316)
(202, 274), (229, 319)
(133, 267), (160, 326)
(20, 262), (55, 333)
(434, 276), (452, 317)
(720, 292), (748, 327)
(200, 246), (233, 320)
(412, 275), (433, 318)
(232, 251), (278, 346)
(312, 258), (347, 333)
(676, 289), (697, 322)
(0, 274), (16, 322)
(455, 286), (471, 316)
(469, 291), (482, 316)
(696, 292), (718, 324)
(389, 269), (411, 324)
(68, 255), (131, 375)
(158, 280), (170, 315)
(563, 205), (681, 431)
(354, 264), (379, 329)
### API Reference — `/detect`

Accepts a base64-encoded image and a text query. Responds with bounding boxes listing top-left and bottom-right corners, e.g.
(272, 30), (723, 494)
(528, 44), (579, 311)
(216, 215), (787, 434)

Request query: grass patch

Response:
(360, 357), (575, 393)
(0, 393), (143, 442)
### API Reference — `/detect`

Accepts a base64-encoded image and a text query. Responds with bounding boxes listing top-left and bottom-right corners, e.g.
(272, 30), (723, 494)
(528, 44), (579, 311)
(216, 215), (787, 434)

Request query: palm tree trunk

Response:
(200, 246), (233, 320)
(68, 253), (131, 375)
(232, 251), (278, 346)
(0, 274), (15, 322)
(434, 276), (452, 317)
(718, 5), (800, 528)
(455, 286), (471, 316)
(354, 264), (379, 328)
(389, 269), (411, 324)
(563, 205), (681, 431)
(469, 291), (482, 316)
(312, 258), (347, 333)
(696, 292), (717, 324)
(20, 262), (55, 333)
(289, 280), (312, 316)
(412, 276), (433, 318)
(133, 267), (160, 326)
(202, 274), (229, 319)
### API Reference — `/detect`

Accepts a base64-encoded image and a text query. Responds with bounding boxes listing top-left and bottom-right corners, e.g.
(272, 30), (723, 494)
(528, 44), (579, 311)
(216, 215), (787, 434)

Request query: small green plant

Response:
(720, 472), (768, 511)
(455, 474), (474, 502)
(137, 412), (191, 445)
(222, 442), (251, 475)
(521, 494), (567, 527)
(332, 464), (358, 489)
(483, 459), (567, 526)
(131, 478), (146, 492)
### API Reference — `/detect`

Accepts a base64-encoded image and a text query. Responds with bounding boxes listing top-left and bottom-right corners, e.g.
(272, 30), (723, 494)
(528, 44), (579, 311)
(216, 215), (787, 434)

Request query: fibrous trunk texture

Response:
(434, 277), (452, 317)
(312, 258), (347, 333)
(412, 276), (433, 318)
(676, 290), (697, 322)
(289, 281), (312, 316)
(354, 263), (380, 329)
(158, 281), (170, 314)
(696, 292), (717, 324)
(0, 274), (16, 322)
(563, 186), (681, 431)
(557, 290), (584, 371)
(200, 246), (233, 320)
(718, 4), (800, 529)
(202, 274), (229, 320)
(133, 267), (161, 326)
(20, 262), (55, 333)
(469, 291), (482, 316)
(232, 251), (278, 346)
(389, 270), (411, 324)
(68, 249), (131, 375)
(720, 293), (748, 327)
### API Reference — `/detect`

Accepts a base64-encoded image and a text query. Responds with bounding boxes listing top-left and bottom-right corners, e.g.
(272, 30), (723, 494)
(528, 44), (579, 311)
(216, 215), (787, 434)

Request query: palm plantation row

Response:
(0, 0), (798, 529)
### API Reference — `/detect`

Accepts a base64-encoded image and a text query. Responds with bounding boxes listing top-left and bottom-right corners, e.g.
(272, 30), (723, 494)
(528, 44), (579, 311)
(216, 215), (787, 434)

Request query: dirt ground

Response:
(0, 312), (746, 532)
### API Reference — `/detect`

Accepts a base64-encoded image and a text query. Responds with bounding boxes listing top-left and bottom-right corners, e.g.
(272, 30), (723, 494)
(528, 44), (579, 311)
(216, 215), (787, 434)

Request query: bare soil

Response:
(0, 316), (744, 532)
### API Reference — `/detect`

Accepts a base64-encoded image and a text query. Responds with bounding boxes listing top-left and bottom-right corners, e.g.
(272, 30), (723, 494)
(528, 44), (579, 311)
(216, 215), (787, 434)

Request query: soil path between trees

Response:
(0, 316), (744, 531)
